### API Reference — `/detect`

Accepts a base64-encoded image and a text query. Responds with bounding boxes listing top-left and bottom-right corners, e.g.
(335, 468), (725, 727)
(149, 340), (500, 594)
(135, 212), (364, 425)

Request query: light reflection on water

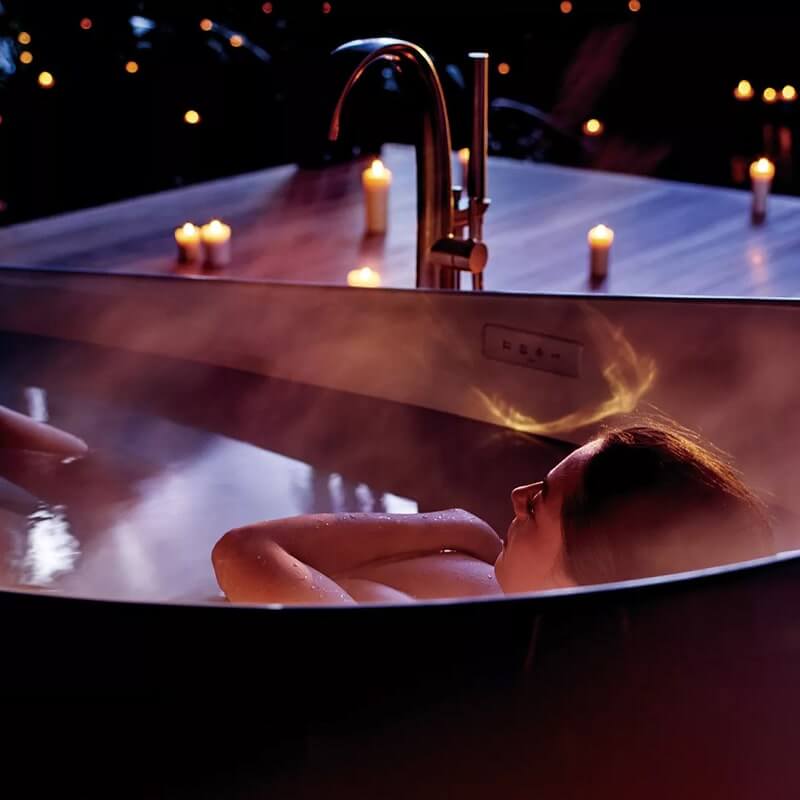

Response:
(4, 414), (418, 604)
(23, 505), (80, 585)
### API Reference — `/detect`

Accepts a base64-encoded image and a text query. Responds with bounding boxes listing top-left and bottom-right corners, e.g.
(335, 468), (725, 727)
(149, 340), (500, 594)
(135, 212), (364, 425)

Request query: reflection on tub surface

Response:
(0, 333), (570, 603)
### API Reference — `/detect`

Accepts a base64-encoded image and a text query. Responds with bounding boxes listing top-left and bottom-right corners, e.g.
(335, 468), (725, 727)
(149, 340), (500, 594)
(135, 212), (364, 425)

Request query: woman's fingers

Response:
(0, 405), (88, 458)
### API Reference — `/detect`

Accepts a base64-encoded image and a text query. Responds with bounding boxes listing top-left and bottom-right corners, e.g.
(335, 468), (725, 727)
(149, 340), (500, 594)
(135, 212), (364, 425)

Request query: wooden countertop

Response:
(1, 144), (798, 296)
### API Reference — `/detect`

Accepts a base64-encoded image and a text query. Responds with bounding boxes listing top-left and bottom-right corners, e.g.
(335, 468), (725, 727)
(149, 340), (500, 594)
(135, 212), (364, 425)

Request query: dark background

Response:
(0, 0), (797, 225)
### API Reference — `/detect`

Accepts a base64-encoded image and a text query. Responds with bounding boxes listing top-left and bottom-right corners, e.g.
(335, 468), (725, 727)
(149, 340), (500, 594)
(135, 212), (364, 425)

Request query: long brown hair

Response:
(561, 423), (773, 584)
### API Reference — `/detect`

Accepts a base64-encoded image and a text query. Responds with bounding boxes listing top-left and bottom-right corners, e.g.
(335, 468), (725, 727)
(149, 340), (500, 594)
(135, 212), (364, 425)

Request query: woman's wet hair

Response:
(561, 423), (774, 584)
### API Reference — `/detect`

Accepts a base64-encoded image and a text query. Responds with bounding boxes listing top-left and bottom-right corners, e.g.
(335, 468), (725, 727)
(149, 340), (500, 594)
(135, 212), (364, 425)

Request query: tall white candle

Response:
(749, 158), (775, 224)
(362, 159), (392, 235)
(201, 219), (232, 267)
(587, 224), (614, 280)
(174, 222), (202, 263)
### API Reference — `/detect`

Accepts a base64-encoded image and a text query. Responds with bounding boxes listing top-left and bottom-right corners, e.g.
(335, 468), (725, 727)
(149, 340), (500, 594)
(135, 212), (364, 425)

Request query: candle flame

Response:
(583, 118), (604, 136)
(588, 224), (614, 246)
(182, 223), (198, 236)
(458, 147), (470, 164)
(734, 80), (754, 100)
(782, 85), (797, 102)
(750, 158), (775, 180)
(37, 71), (55, 89)
(370, 159), (386, 177)
(763, 87), (778, 104)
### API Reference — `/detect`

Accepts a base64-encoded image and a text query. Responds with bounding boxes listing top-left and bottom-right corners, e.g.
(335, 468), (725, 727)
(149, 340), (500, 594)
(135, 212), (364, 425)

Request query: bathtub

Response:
(1, 267), (798, 798)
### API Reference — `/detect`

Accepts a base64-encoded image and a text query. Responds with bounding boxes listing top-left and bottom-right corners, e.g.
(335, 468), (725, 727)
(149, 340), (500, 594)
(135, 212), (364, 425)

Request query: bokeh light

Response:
(79, 17), (92, 31)
(38, 71), (55, 89)
(583, 118), (604, 136)
(497, 62), (511, 75)
(184, 109), (201, 125)
(125, 60), (139, 74)
(19, 51), (33, 65)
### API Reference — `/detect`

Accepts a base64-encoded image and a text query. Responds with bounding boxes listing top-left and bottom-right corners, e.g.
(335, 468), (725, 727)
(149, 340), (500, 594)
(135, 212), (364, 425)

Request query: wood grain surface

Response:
(1, 144), (797, 297)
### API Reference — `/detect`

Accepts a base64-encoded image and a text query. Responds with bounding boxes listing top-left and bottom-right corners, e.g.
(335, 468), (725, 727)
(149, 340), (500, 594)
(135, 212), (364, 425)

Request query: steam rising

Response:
(473, 309), (657, 436)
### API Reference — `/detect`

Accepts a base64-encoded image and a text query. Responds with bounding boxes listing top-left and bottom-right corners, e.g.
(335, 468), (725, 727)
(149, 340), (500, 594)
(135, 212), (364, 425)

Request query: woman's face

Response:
(494, 439), (602, 593)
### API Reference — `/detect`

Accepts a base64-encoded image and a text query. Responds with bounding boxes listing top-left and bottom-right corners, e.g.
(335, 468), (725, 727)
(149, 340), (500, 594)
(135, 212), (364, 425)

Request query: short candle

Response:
(749, 158), (775, 224)
(347, 266), (382, 288)
(588, 224), (615, 280)
(174, 222), (202, 263)
(201, 219), (232, 267)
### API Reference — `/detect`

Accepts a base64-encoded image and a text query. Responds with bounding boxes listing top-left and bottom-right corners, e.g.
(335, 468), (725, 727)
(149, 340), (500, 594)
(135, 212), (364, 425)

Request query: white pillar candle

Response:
(347, 266), (382, 288)
(362, 159), (392, 235)
(457, 148), (470, 190)
(587, 224), (614, 280)
(174, 222), (202, 263)
(749, 158), (775, 223)
(201, 219), (232, 267)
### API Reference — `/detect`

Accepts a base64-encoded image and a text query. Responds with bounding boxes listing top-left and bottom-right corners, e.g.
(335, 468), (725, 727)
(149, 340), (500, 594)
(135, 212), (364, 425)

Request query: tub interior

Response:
(0, 331), (569, 603)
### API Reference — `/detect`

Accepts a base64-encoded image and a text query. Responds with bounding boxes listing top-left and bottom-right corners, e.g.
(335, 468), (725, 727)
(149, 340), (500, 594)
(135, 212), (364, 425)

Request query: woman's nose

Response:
(511, 482), (543, 517)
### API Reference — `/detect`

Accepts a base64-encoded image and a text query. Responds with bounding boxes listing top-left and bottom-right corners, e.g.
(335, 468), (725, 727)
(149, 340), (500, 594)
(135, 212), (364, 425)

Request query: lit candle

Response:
(457, 148), (470, 189)
(749, 158), (775, 224)
(201, 219), (232, 267)
(347, 266), (382, 288)
(362, 158), (392, 235)
(733, 80), (754, 101)
(582, 118), (604, 136)
(174, 222), (202, 263)
(587, 224), (614, 280)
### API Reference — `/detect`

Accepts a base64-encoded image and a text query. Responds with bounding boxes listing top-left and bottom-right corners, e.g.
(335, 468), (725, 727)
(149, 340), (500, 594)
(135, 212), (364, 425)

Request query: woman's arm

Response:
(212, 510), (502, 604)
(213, 536), (357, 604)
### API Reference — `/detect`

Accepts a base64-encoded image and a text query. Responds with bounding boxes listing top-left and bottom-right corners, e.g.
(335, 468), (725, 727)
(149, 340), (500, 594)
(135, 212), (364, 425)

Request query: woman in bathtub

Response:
(212, 423), (774, 604)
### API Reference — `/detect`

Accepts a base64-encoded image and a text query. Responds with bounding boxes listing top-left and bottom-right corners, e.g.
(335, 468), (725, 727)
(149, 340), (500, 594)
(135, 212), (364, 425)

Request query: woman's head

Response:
(494, 423), (774, 593)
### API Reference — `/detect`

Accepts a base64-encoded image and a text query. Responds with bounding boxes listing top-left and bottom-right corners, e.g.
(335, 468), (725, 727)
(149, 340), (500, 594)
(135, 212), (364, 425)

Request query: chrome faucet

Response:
(329, 38), (490, 290)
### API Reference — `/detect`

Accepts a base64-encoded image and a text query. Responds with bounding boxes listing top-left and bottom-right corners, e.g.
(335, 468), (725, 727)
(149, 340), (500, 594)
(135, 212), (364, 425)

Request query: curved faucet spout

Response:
(329, 38), (456, 289)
